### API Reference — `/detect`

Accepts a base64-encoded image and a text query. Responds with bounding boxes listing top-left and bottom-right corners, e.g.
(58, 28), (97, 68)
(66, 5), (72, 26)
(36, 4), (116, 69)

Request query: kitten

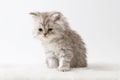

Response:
(30, 11), (87, 71)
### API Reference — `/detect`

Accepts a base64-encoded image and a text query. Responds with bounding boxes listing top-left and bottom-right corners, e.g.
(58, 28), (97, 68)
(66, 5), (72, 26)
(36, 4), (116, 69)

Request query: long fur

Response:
(30, 11), (87, 71)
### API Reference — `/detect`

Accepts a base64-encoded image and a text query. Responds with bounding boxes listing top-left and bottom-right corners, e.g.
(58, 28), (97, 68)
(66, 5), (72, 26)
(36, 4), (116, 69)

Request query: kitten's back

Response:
(64, 29), (87, 67)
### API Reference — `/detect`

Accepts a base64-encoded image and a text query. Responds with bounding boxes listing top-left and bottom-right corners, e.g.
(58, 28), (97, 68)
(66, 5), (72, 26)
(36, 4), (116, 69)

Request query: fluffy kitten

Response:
(30, 11), (87, 71)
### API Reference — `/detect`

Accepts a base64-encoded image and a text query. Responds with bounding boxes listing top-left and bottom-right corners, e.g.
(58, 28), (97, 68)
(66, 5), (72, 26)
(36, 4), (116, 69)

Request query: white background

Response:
(0, 0), (120, 65)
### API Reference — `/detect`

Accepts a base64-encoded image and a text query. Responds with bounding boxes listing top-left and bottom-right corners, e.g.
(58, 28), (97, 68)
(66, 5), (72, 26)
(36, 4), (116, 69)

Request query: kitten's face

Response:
(30, 12), (65, 42)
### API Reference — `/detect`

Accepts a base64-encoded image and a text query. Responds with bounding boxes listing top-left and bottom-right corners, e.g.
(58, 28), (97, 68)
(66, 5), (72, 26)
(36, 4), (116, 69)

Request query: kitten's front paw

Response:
(48, 63), (58, 68)
(47, 58), (58, 68)
(57, 67), (70, 72)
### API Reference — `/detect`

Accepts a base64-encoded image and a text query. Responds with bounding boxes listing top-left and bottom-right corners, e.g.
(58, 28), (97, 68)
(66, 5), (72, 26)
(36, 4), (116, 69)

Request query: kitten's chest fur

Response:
(44, 41), (59, 53)
(42, 36), (72, 57)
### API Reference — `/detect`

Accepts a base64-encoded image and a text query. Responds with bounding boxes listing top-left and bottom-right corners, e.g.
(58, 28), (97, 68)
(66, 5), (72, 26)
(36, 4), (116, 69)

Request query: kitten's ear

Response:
(29, 12), (40, 16)
(50, 12), (61, 22)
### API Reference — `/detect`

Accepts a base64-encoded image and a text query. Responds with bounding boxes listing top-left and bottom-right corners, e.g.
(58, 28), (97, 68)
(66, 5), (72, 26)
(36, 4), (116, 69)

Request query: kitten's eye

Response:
(38, 28), (43, 32)
(48, 28), (53, 32)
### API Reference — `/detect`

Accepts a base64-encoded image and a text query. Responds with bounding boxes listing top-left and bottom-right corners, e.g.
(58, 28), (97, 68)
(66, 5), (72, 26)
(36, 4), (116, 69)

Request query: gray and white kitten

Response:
(30, 11), (87, 71)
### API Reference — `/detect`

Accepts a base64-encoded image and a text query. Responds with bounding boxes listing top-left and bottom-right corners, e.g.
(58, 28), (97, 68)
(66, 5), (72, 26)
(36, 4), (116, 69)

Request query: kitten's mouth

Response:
(43, 35), (48, 38)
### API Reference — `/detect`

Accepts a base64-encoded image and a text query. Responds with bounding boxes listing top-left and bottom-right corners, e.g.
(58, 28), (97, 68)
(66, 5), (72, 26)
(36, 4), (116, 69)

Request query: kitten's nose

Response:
(44, 33), (47, 36)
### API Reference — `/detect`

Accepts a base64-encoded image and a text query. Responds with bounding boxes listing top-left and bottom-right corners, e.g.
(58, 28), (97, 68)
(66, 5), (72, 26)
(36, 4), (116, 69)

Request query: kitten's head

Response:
(30, 11), (68, 42)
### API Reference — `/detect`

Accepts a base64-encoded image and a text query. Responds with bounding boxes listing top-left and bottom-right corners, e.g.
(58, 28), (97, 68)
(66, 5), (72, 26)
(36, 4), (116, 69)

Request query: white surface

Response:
(0, 63), (120, 80)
